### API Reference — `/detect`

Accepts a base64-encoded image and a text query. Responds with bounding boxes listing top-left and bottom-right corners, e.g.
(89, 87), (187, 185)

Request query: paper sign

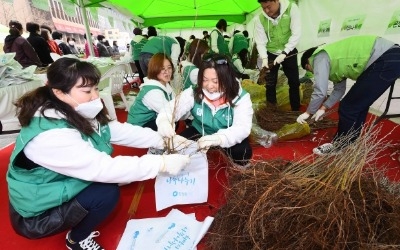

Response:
(155, 144), (208, 211)
(116, 209), (214, 250)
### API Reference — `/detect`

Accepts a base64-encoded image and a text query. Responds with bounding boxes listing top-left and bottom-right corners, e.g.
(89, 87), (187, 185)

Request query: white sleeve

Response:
(284, 3), (301, 54)
(23, 128), (165, 183)
(157, 88), (194, 124)
(215, 93), (254, 148)
(108, 120), (164, 149)
(228, 36), (234, 54)
(170, 42), (181, 65)
(189, 68), (199, 85)
(254, 16), (268, 59)
(142, 89), (171, 113)
(210, 30), (219, 53)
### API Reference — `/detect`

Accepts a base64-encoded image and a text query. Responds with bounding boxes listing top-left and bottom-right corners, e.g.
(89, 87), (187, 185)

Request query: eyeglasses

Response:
(203, 54), (228, 65)
(161, 67), (173, 72)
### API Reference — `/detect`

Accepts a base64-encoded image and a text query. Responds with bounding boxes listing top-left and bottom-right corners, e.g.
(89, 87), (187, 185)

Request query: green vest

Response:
(131, 37), (147, 61)
(7, 117), (113, 217)
(311, 35), (377, 83)
(127, 85), (173, 126)
(232, 33), (249, 54)
(210, 29), (229, 56)
(191, 89), (248, 135)
(182, 65), (198, 90)
(259, 2), (292, 53)
(140, 36), (177, 56)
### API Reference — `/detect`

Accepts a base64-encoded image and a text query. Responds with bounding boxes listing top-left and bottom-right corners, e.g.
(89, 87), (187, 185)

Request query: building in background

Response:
(0, 0), (133, 53)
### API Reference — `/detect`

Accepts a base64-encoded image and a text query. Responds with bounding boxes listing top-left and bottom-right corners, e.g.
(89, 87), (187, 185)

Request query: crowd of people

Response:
(2, 20), (123, 69)
(4, 0), (400, 249)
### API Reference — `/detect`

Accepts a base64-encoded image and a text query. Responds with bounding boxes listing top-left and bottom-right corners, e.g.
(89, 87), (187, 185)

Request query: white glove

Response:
(261, 58), (269, 69)
(273, 54), (286, 65)
(159, 154), (190, 175)
(296, 112), (310, 124)
(197, 134), (222, 152)
(311, 109), (325, 121)
(157, 120), (175, 138)
(167, 135), (194, 151)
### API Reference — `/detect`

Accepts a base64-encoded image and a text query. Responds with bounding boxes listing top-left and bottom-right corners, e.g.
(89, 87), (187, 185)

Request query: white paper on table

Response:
(116, 209), (214, 250)
(155, 144), (208, 211)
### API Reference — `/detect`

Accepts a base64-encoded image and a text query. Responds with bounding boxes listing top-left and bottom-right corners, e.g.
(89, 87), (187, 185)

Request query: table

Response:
(0, 79), (44, 131)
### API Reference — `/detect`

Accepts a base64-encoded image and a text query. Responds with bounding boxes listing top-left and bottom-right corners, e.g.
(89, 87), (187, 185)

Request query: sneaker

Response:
(313, 143), (339, 156)
(147, 147), (165, 155)
(66, 231), (104, 250)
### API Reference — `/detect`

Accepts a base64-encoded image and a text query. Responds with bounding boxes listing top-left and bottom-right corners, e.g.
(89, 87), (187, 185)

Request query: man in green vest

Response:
(297, 35), (400, 155)
(254, 0), (301, 111)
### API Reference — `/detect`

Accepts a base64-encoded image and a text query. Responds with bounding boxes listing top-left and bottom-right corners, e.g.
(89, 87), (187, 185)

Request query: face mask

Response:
(68, 95), (103, 119)
(202, 88), (224, 101)
(68, 41), (75, 46)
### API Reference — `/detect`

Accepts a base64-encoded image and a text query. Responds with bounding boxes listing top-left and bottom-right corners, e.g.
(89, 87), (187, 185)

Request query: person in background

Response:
(297, 35), (400, 155)
(202, 30), (209, 42)
(175, 36), (187, 62)
(232, 48), (258, 80)
(96, 35), (110, 57)
(127, 53), (175, 131)
(26, 22), (53, 66)
(7, 57), (190, 250)
(254, 0), (301, 111)
(156, 53), (254, 167)
(228, 30), (249, 56)
(103, 40), (114, 56)
(41, 27), (62, 56)
(139, 27), (181, 77)
(84, 33), (99, 58)
(181, 38), (210, 90)
(209, 19), (229, 56)
(112, 40), (120, 55)
(52, 31), (72, 55)
(130, 27), (147, 82)
(183, 35), (196, 60)
(67, 37), (79, 55)
(3, 20), (44, 68)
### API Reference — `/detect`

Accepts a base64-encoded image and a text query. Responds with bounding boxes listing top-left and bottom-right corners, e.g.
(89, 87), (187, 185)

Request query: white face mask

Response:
(68, 95), (103, 119)
(68, 41), (75, 46)
(202, 88), (224, 101)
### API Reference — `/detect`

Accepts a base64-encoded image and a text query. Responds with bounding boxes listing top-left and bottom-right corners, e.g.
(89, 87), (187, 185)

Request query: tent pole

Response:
(78, 0), (95, 57)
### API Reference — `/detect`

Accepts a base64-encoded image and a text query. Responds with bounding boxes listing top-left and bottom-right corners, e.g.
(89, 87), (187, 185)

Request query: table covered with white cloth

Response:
(0, 79), (44, 131)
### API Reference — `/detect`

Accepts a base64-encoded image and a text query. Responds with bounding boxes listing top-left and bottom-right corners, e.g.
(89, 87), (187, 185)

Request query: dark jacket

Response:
(3, 35), (43, 68)
(57, 41), (73, 55)
(27, 33), (53, 65)
(97, 42), (110, 57)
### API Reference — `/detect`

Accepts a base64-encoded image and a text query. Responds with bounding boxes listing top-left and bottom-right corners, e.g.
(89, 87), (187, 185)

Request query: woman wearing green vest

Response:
(156, 53), (254, 167)
(130, 27), (147, 82)
(254, 0), (301, 111)
(209, 19), (230, 56)
(127, 53), (176, 131)
(6, 58), (190, 250)
(297, 35), (400, 155)
(180, 39), (210, 90)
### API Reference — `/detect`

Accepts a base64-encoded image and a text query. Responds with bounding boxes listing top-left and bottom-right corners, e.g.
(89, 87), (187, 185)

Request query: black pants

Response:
(134, 60), (145, 83)
(180, 126), (252, 166)
(334, 46), (400, 145)
(266, 49), (301, 111)
(10, 183), (119, 241)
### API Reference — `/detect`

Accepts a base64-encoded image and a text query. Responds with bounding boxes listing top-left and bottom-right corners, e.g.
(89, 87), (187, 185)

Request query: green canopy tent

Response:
(72, 0), (261, 56)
